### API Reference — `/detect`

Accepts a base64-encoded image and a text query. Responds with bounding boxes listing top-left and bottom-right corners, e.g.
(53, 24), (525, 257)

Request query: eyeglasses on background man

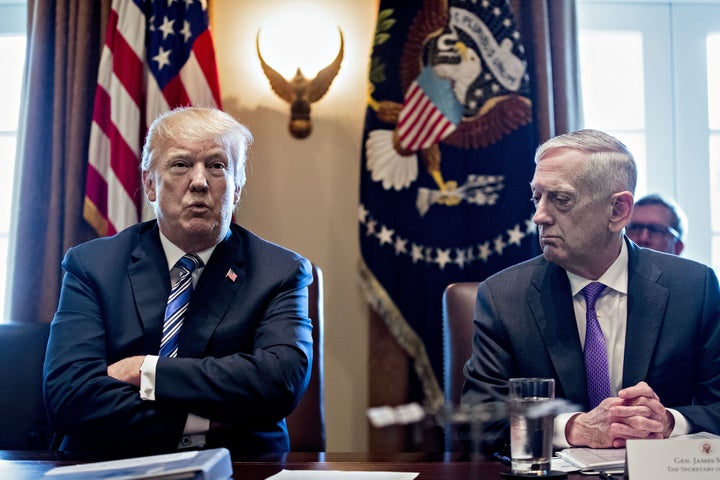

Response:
(627, 193), (686, 255)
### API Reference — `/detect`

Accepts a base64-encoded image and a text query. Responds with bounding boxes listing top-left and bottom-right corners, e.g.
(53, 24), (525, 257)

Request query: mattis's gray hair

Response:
(535, 129), (637, 199)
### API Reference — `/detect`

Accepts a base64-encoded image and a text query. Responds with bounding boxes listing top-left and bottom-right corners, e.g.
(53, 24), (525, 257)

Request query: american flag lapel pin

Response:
(225, 268), (238, 282)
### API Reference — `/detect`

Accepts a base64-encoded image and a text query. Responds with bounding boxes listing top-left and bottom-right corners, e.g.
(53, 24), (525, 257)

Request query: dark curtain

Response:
(368, 0), (581, 452)
(9, 0), (110, 324)
(511, 0), (581, 140)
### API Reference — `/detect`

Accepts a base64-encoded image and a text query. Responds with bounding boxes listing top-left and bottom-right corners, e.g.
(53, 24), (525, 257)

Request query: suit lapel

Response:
(623, 243), (668, 387)
(180, 229), (247, 357)
(529, 261), (588, 404)
(526, 243), (670, 403)
(127, 224), (171, 353)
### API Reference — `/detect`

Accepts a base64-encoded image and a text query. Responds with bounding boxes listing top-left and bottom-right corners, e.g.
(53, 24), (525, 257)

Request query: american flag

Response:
(84, 0), (222, 236)
(225, 268), (237, 283)
(395, 66), (463, 152)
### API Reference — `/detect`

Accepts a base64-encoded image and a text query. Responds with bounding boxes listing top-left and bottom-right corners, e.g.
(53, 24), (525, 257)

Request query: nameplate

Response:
(627, 434), (720, 480)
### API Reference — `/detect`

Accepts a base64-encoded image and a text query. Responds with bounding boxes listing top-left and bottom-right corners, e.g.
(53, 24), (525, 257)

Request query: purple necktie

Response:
(160, 254), (203, 358)
(582, 282), (611, 409)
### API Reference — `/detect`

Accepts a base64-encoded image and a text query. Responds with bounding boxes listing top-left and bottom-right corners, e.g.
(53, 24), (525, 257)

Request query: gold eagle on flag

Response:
(367, 0), (532, 196)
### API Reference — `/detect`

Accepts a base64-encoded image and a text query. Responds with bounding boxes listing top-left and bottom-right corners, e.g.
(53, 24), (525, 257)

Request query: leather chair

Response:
(0, 322), (53, 450)
(442, 282), (479, 408)
(285, 263), (326, 451)
(441, 282), (479, 451)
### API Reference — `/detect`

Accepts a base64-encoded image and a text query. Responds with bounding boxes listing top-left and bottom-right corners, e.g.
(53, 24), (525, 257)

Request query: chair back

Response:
(442, 282), (479, 451)
(285, 263), (326, 451)
(0, 322), (53, 449)
(442, 282), (479, 407)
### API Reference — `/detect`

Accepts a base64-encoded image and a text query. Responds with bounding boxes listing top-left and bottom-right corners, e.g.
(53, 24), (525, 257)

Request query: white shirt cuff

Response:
(667, 408), (691, 437)
(184, 413), (210, 435)
(553, 412), (579, 449)
(139, 355), (159, 401)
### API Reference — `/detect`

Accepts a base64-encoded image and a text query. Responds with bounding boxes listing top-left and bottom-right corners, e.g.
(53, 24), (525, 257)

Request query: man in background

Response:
(626, 193), (686, 255)
(44, 107), (313, 455)
(462, 129), (720, 452)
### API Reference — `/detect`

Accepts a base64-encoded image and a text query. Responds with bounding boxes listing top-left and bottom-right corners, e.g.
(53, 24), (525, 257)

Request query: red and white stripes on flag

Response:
(395, 66), (463, 152)
(84, 0), (222, 236)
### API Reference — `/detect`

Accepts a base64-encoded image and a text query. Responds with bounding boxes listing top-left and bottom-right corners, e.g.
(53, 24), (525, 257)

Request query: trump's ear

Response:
(233, 184), (241, 206)
(609, 191), (634, 233)
(143, 170), (156, 202)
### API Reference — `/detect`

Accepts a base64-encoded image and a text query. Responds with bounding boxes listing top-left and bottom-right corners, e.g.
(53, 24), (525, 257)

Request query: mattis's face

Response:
(530, 149), (615, 276)
(143, 137), (239, 250)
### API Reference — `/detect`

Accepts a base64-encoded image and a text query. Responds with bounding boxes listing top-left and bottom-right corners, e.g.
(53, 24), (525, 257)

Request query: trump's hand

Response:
(107, 355), (145, 387)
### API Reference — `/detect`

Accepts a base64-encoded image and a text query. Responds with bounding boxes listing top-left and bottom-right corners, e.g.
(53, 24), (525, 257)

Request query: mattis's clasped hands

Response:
(566, 381), (673, 448)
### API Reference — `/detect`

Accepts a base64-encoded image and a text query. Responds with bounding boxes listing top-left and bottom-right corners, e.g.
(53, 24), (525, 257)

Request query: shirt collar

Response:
(158, 230), (217, 271)
(567, 239), (629, 296)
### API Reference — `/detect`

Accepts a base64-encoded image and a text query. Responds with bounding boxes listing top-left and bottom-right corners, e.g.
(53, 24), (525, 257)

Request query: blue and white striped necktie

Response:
(160, 253), (203, 358)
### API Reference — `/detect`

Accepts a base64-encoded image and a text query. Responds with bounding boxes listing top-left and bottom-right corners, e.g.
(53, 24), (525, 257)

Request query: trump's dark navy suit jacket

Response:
(462, 239), (720, 437)
(44, 221), (313, 454)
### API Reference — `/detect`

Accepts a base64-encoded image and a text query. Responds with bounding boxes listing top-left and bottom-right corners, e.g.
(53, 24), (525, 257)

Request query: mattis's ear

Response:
(610, 191), (634, 233)
(143, 170), (156, 202)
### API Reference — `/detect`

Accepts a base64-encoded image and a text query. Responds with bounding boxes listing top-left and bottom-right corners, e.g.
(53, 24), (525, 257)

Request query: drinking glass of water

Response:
(508, 378), (555, 476)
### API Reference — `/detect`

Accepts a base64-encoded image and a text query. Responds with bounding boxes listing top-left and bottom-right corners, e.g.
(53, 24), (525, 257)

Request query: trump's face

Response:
(143, 135), (240, 252)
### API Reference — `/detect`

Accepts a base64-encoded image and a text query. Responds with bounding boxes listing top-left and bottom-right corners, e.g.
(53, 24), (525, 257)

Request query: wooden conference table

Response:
(0, 451), (609, 479)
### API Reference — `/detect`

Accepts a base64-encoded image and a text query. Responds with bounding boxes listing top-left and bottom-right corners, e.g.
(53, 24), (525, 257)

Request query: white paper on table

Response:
(265, 470), (419, 480)
(551, 456), (583, 472)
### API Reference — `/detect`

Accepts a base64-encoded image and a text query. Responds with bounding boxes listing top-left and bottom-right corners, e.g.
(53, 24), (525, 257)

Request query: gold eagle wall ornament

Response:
(256, 28), (344, 139)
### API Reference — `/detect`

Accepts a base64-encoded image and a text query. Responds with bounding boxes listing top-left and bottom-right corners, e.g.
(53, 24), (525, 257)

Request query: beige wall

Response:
(213, 0), (378, 452)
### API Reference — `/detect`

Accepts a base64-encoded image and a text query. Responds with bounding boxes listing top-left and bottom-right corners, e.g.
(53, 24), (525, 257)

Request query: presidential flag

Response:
(396, 66), (463, 152)
(360, 0), (539, 408)
(84, 0), (222, 236)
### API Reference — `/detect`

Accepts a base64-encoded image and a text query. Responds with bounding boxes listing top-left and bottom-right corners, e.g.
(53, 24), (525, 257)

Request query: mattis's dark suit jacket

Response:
(461, 239), (720, 448)
(43, 221), (313, 454)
